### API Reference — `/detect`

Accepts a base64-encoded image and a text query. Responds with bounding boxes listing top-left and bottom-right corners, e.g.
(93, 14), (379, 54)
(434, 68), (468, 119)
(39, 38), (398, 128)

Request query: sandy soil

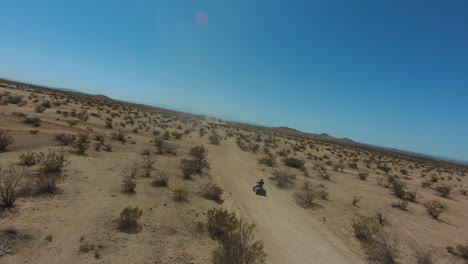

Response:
(0, 83), (467, 264)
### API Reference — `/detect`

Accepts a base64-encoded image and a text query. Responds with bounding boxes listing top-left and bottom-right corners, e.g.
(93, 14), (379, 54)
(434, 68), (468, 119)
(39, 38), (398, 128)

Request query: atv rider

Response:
(257, 179), (264, 188)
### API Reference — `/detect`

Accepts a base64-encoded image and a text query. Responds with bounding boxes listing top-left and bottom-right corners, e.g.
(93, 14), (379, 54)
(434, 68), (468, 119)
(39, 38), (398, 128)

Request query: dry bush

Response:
(435, 184), (452, 198)
(172, 188), (188, 202)
(79, 243), (95, 253)
(94, 133), (105, 144)
(154, 138), (176, 155)
(34, 105), (46, 113)
(209, 133), (221, 145)
(365, 235), (399, 264)
(105, 120), (113, 129)
(66, 120), (78, 127)
(152, 172), (168, 187)
(455, 244), (468, 260)
(293, 190), (317, 209)
(359, 172), (369, 180)
(72, 133), (90, 155)
(18, 151), (38, 166)
(121, 179), (136, 193)
(415, 251), (433, 264)
(207, 208), (238, 241)
(271, 170), (296, 188)
(212, 219), (266, 264)
(54, 133), (76, 146)
(202, 184), (223, 203)
(351, 215), (381, 242)
(0, 167), (24, 208)
(93, 142), (101, 151)
(375, 211), (388, 226)
(141, 156), (155, 177)
(424, 200), (445, 219)
(102, 143), (112, 152)
(352, 196), (362, 207)
(258, 154), (276, 167)
(0, 130), (14, 151)
(38, 150), (68, 174)
(110, 130), (127, 144)
(180, 159), (197, 179)
(282, 157), (305, 169)
(116, 207), (142, 233)
(391, 200), (408, 211)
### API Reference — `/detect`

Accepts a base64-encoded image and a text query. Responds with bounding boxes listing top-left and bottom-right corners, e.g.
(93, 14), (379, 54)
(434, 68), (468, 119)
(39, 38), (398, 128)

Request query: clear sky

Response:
(1, 0), (467, 161)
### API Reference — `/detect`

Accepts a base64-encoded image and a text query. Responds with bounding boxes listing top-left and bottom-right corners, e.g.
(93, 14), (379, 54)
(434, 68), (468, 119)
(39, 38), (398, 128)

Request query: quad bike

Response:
(253, 183), (267, 196)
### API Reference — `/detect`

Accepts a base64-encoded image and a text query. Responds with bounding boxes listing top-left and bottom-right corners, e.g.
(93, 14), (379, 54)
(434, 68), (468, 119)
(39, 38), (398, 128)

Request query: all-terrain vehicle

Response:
(253, 180), (267, 196)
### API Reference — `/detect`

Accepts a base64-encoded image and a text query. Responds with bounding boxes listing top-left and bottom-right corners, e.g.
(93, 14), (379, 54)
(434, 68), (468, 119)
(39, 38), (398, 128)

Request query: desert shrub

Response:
(110, 130), (126, 143)
(415, 251), (433, 264)
(211, 219), (267, 264)
(121, 179), (136, 193)
(29, 130), (39, 134)
(0, 167), (24, 208)
(435, 184), (452, 198)
(72, 133), (90, 155)
(352, 196), (362, 206)
(102, 143), (112, 152)
(0, 130), (14, 151)
(94, 133), (105, 144)
(35, 171), (62, 194)
(375, 211), (388, 226)
(38, 150), (68, 174)
(258, 155), (276, 167)
(271, 170), (296, 188)
(424, 200), (445, 219)
(18, 151), (38, 166)
(391, 200), (408, 211)
(66, 120), (78, 127)
(105, 120), (113, 129)
(171, 131), (183, 139)
(116, 207), (142, 233)
(202, 184), (223, 203)
(359, 172), (369, 180)
(5, 95), (23, 104)
(282, 157), (305, 169)
(391, 180), (407, 199)
(172, 188), (188, 202)
(207, 208), (239, 241)
(79, 242), (95, 253)
(93, 142), (101, 151)
(318, 190), (329, 200)
(11, 112), (26, 117)
(456, 244), (468, 259)
(54, 133), (76, 146)
(421, 181), (432, 188)
(34, 105), (46, 113)
(351, 215), (382, 242)
(40, 101), (51, 108)
(23, 117), (41, 127)
(365, 235), (399, 264)
(294, 190), (317, 208)
(180, 159), (197, 179)
(152, 172), (168, 187)
(209, 134), (221, 145)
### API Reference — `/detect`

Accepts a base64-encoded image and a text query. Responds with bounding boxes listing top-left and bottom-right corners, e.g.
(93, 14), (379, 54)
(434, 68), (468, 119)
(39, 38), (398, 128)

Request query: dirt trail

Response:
(209, 141), (363, 264)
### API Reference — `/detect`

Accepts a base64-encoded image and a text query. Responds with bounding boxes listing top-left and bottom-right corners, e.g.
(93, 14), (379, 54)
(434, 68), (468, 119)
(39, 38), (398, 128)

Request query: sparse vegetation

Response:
(121, 179), (136, 193)
(172, 188), (188, 202)
(202, 184), (223, 203)
(424, 200), (445, 219)
(116, 207), (142, 233)
(0, 130), (14, 151)
(0, 166), (24, 208)
(271, 170), (296, 188)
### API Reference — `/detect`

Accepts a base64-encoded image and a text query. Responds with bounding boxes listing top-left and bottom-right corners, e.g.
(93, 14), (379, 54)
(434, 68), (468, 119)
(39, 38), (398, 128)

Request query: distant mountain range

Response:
(1, 77), (466, 166)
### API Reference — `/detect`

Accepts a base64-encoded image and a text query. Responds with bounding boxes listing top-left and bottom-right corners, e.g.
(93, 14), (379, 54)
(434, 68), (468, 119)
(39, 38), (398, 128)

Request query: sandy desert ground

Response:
(0, 81), (467, 264)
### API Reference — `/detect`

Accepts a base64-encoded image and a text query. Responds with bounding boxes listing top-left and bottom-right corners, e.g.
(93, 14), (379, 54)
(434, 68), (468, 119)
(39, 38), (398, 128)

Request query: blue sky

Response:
(1, 0), (468, 161)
